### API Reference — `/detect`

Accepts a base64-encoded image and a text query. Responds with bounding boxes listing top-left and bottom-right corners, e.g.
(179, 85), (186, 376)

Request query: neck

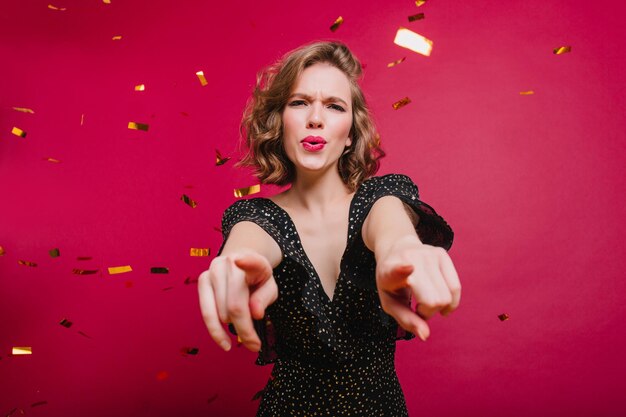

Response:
(284, 168), (353, 216)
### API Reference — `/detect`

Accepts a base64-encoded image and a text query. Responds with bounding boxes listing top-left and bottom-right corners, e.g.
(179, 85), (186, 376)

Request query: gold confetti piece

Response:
(44, 157), (61, 163)
(216, 149), (231, 166)
(415, 0), (427, 6)
(11, 127), (26, 138)
(128, 121), (149, 131)
(387, 57), (406, 68)
(108, 265), (132, 274)
(0, 246), (5, 256)
(80, 113), (85, 125)
(553, 46), (571, 55)
(181, 347), (199, 355)
(112, 35), (122, 40)
(196, 71), (208, 86)
(519, 90), (535, 95)
(408, 13), (425, 22)
(330, 16), (344, 32)
(12, 107), (34, 114)
(48, 4), (67, 11)
(184, 276), (198, 285)
(59, 318), (73, 328)
(181, 194), (198, 208)
(12, 347), (32, 355)
(77, 331), (92, 338)
(498, 313), (509, 321)
(394, 27), (433, 57)
(151, 267), (169, 274)
(18, 260), (37, 267)
(234, 184), (261, 198)
(31, 401), (48, 408)
(76, 256), (92, 261)
(103, 0), (111, 3)
(72, 268), (98, 275)
(134, 84), (145, 91)
(49, 248), (60, 258)
(392, 97), (412, 110)
(156, 371), (169, 381)
(190, 248), (210, 257)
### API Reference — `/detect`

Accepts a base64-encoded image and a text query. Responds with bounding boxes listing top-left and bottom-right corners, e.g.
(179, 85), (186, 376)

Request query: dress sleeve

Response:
(367, 173), (454, 251)
(215, 198), (281, 365)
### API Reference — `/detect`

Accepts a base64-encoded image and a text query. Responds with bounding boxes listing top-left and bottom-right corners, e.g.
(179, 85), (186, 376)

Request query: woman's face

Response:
(281, 62), (353, 175)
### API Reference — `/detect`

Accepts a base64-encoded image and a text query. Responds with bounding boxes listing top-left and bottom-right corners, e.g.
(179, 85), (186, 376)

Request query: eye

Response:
(328, 103), (346, 112)
(288, 100), (307, 107)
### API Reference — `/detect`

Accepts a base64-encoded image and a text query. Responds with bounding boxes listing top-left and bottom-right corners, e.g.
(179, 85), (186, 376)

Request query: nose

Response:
(307, 104), (323, 129)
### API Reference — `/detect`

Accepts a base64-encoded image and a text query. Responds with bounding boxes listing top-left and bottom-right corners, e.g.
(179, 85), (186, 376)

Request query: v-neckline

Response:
(262, 189), (360, 303)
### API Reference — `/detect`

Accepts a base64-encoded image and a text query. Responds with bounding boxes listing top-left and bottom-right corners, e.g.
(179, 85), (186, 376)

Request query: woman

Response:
(198, 40), (460, 416)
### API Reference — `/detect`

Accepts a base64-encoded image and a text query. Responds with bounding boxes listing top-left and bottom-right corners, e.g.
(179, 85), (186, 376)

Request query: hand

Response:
(375, 236), (461, 341)
(198, 250), (278, 352)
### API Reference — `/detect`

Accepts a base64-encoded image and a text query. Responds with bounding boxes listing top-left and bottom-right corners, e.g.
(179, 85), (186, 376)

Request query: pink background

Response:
(2, 0), (625, 416)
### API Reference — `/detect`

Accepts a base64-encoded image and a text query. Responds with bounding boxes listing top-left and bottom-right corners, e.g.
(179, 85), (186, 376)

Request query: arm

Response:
(362, 196), (461, 341)
(199, 221), (282, 352)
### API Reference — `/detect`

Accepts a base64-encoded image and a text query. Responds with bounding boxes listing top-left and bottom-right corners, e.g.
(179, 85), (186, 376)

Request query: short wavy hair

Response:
(235, 40), (385, 192)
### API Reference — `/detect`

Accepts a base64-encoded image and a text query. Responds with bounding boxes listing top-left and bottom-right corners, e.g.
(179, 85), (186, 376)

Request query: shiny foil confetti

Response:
(498, 313), (509, 321)
(72, 269), (98, 275)
(48, 4), (67, 11)
(181, 194), (198, 208)
(77, 256), (92, 261)
(12, 107), (35, 114)
(59, 318), (73, 328)
(151, 267), (169, 274)
(184, 276), (198, 285)
(216, 149), (231, 166)
(181, 347), (199, 355)
(18, 260), (37, 267)
(128, 121), (149, 131)
(108, 265), (132, 274)
(112, 35), (122, 40)
(387, 57), (406, 68)
(44, 157), (61, 163)
(80, 113), (85, 125)
(330, 16), (344, 32)
(234, 184), (261, 198)
(31, 402), (48, 408)
(12, 347), (32, 355)
(394, 27), (433, 56)
(408, 13), (425, 22)
(392, 97), (412, 110)
(519, 90), (535, 95)
(103, 0), (111, 4)
(196, 71), (208, 86)
(190, 248), (209, 257)
(12, 127), (27, 138)
(553, 46), (571, 55)
(134, 84), (145, 91)
(0, 246), (5, 256)
(49, 248), (60, 258)
(415, 0), (427, 6)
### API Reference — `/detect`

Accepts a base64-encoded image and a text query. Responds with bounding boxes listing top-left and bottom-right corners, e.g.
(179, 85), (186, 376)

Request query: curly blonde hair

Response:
(236, 40), (385, 192)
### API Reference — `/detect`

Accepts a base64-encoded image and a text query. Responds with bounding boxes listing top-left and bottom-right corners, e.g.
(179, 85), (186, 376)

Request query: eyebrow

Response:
(288, 93), (349, 107)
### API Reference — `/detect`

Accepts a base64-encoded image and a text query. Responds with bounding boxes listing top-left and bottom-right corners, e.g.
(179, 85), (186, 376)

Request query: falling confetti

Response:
(234, 184), (261, 198)
(103, 0), (111, 4)
(519, 90), (535, 95)
(330, 16), (344, 32)
(181, 194), (198, 208)
(151, 267), (169, 274)
(216, 149), (231, 166)
(128, 122), (149, 131)
(498, 313), (509, 321)
(18, 260), (37, 267)
(12, 347), (32, 355)
(0, 246), (5, 256)
(31, 401), (48, 408)
(76, 256), (92, 261)
(134, 84), (145, 91)
(408, 13), (425, 22)
(80, 113), (85, 125)
(392, 97), (411, 110)
(72, 269), (99, 275)
(59, 318), (73, 328)
(181, 347), (199, 355)
(553, 46), (571, 55)
(49, 248), (60, 258)
(415, 0), (427, 6)
(190, 248), (210, 257)
(387, 57), (406, 68)
(48, 4), (67, 11)
(11, 127), (26, 138)
(112, 35), (122, 40)
(77, 331), (92, 339)
(394, 27), (433, 56)
(12, 107), (34, 114)
(44, 157), (61, 163)
(196, 71), (208, 86)
(108, 265), (132, 275)
(184, 276), (198, 285)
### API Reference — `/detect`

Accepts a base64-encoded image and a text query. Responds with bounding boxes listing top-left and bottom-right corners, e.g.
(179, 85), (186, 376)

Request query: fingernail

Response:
(417, 328), (428, 342)
(220, 340), (231, 351)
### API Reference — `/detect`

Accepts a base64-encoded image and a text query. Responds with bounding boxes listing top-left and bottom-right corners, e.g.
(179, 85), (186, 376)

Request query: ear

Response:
(345, 136), (352, 147)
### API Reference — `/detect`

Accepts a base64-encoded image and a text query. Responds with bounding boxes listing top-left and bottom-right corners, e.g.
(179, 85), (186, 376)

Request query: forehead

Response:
(291, 62), (351, 100)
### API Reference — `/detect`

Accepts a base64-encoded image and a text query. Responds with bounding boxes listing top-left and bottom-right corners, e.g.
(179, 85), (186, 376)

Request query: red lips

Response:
(301, 136), (327, 144)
